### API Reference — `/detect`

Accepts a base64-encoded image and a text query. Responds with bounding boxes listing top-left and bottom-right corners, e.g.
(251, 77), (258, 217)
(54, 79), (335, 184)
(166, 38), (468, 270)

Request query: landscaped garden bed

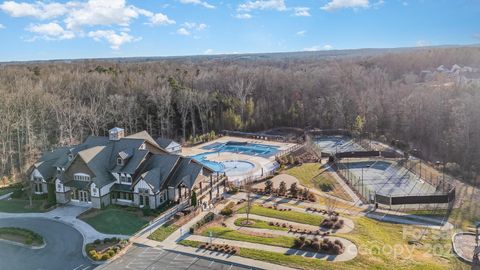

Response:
(293, 236), (345, 255)
(148, 206), (201, 242)
(0, 227), (44, 247)
(86, 237), (129, 261)
(198, 242), (239, 254)
(237, 204), (324, 226)
(235, 218), (289, 231)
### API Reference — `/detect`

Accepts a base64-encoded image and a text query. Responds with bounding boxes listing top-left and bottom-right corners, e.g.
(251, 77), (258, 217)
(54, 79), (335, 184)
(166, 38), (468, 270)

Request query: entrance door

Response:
(79, 191), (89, 202)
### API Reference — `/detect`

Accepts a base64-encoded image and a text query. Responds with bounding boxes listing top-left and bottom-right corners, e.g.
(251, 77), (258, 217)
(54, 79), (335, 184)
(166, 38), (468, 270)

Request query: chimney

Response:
(109, 127), (125, 141)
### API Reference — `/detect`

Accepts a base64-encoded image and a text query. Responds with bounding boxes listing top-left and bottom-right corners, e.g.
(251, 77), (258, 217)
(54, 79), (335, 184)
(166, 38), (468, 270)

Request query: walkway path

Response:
(130, 202), (298, 270)
(0, 192), (13, 200)
(186, 234), (358, 262)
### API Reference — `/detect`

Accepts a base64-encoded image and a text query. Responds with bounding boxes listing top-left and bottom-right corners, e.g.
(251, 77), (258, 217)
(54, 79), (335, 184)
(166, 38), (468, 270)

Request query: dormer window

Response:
(117, 157), (124, 166)
(68, 153), (73, 161)
(74, 173), (90, 182)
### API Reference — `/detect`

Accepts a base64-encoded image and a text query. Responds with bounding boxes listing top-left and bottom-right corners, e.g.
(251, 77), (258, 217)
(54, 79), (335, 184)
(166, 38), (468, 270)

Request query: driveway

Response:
(0, 218), (93, 270)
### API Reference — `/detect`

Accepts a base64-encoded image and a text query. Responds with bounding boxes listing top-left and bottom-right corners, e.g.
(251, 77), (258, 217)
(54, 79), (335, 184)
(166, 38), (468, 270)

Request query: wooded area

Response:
(1, 46), (480, 183)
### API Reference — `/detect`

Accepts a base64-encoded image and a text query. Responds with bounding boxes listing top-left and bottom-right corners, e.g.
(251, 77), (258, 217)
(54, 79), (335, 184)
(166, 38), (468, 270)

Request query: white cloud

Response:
(176, 27), (191, 36)
(238, 0), (286, 11)
(183, 22), (207, 31)
(64, 0), (150, 30)
(88, 30), (135, 50)
(204, 48), (214, 54)
(149, 13), (175, 26)
(293, 7), (310, 17)
(303, 45), (333, 51)
(321, 0), (370, 11)
(179, 0), (215, 9)
(0, 24), (4, 29)
(1, 0), (177, 50)
(235, 13), (252, 19)
(296, 30), (306, 36)
(26, 22), (75, 40)
(0, 1), (68, 20)
(416, 40), (430, 47)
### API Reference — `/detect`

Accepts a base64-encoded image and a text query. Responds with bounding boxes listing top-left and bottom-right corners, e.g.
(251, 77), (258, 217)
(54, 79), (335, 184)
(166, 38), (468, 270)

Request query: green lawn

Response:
(182, 215), (461, 270)
(237, 204), (323, 226)
(234, 218), (288, 231)
(0, 227), (44, 246)
(0, 199), (47, 213)
(202, 226), (295, 248)
(80, 208), (149, 235)
(284, 163), (352, 201)
(148, 224), (179, 242)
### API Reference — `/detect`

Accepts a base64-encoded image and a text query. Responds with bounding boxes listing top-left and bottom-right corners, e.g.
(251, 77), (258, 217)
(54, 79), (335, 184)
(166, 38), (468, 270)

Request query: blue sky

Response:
(0, 0), (478, 61)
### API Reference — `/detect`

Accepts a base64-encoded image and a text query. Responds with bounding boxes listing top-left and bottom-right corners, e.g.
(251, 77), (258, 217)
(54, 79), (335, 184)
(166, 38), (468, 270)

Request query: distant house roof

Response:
(155, 137), (180, 149)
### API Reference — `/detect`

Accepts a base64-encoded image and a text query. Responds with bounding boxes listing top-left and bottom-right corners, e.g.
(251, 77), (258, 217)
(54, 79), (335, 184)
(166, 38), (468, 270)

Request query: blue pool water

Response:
(202, 141), (279, 157)
(191, 141), (277, 173)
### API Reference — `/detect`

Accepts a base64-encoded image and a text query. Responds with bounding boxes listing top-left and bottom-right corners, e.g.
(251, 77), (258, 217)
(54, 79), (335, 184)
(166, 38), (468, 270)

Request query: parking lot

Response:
(97, 244), (258, 270)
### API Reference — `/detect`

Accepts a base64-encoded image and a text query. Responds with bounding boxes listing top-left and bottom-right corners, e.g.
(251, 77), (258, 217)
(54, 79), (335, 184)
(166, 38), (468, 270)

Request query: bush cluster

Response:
(86, 237), (129, 261)
(220, 202), (235, 216)
(306, 207), (339, 216)
(199, 242), (239, 254)
(321, 216), (345, 230)
(190, 212), (215, 233)
(293, 236), (345, 255)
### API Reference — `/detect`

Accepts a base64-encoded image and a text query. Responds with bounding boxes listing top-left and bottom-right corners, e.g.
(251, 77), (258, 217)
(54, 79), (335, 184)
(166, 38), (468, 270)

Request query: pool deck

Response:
(182, 136), (297, 158)
(182, 136), (297, 183)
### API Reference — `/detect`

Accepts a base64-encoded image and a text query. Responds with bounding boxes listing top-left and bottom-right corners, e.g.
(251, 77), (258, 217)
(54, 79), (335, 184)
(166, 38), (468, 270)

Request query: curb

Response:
(0, 238), (46, 249)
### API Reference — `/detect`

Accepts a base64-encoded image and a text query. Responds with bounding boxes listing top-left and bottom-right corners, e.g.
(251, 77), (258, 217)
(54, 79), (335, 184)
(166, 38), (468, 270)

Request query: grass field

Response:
(237, 204), (324, 226)
(183, 214), (465, 270)
(148, 224), (179, 242)
(0, 199), (48, 213)
(284, 163), (352, 201)
(234, 218), (289, 231)
(80, 207), (149, 235)
(202, 226), (295, 248)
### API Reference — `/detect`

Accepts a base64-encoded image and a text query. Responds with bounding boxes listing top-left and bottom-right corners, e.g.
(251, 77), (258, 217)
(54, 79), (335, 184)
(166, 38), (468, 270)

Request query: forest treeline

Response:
(1, 46), (480, 183)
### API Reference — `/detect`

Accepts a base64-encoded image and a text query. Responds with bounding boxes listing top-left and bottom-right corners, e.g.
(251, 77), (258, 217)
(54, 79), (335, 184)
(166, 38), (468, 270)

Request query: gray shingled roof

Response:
(164, 157), (204, 190)
(139, 154), (181, 192)
(34, 147), (70, 182)
(155, 137), (180, 149)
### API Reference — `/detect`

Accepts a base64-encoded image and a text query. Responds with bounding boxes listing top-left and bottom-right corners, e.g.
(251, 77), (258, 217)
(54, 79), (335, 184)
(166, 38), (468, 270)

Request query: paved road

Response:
(0, 217), (93, 270)
(97, 244), (258, 270)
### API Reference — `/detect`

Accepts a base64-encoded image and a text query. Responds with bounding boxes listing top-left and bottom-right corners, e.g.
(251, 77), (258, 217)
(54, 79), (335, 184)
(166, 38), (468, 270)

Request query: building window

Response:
(126, 175), (132, 183)
(57, 183), (62, 191)
(117, 157), (123, 166)
(73, 173), (90, 182)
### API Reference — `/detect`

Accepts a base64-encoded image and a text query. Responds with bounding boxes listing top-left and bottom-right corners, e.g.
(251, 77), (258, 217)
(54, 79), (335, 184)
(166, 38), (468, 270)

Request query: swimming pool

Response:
(191, 153), (255, 175)
(202, 141), (279, 157)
